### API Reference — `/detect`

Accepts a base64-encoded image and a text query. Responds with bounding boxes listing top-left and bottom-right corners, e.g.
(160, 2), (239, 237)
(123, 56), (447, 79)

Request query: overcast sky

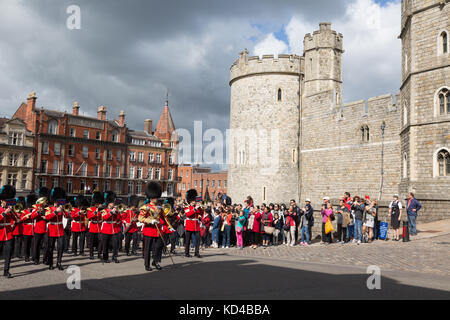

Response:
(0, 0), (401, 169)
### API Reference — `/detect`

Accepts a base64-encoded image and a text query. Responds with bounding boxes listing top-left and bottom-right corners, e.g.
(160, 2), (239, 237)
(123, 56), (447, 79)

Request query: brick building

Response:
(178, 164), (227, 201)
(0, 117), (34, 196)
(11, 92), (180, 198)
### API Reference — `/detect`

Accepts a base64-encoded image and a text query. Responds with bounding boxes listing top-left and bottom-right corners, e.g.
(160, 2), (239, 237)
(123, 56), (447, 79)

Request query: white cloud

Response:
(254, 33), (289, 58)
(255, 0), (402, 102)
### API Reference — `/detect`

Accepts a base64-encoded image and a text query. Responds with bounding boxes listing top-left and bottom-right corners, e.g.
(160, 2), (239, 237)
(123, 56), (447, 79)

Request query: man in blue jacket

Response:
(406, 192), (422, 236)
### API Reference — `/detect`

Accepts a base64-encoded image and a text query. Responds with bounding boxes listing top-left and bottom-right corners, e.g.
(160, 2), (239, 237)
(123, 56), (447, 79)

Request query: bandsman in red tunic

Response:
(71, 196), (89, 256)
(162, 197), (179, 255)
(11, 196), (25, 259)
(184, 189), (203, 258)
(45, 187), (69, 270)
(19, 194), (37, 262)
(87, 191), (104, 260)
(31, 187), (50, 265)
(123, 195), (140, 256)
(101, 191), (122, 263)
(138, 182), (165, 271)
(0, 185), (17, 278)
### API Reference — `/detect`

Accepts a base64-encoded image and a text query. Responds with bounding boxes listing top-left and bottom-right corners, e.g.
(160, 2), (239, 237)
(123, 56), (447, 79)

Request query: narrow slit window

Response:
(278, 89), (282, 102)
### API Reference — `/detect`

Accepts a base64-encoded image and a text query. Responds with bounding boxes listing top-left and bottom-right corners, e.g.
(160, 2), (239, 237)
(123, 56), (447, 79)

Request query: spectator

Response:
(290, 199), (301, 244)
(363, 199), (377, 243)
(221, 207), (232, 249)
(300, 199), (313, 245)
(200, 208), (212, 249)
(284, 205), (296, 246)
(321, 202), (333, 244)
(261, 206), (273, 248)
(235, 210), (246, 250)
(351, 196), (365, 245)
(211, 209), (221, 248)
(389, 194), (402, 241)
(250, 206), (262, 249)
(272, 212), (282, 246)
(406, 192), (421, 236)
(343, 192), (354, 241)
(335, 199), (349, 244)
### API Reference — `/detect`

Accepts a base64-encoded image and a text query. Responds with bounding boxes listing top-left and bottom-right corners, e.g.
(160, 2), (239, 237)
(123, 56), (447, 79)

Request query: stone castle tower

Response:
(399, 0), (450, 220)
(228, 50), (301, 205)
(228, 1), (449, 222)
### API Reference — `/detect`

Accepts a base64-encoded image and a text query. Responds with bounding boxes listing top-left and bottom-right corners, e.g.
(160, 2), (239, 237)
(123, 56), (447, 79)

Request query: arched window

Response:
(48, 120), (58, 135)
(437, 150), (450, 176)
(361, 126), (365, 143)
(403, 153), (408, 179)
(277, 89), (282, 102)
(365, 126), (370, 142)
(438, 88), (449, 115)
(111, 130), (119, 142)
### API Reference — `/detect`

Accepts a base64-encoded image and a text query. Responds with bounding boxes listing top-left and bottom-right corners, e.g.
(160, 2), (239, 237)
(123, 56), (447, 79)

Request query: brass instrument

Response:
(13, 203), (23, 213)
(201, 200), (209, 210)
(163, 203), (174, 217)
(116, 203), (126, 213)
(64, 203), (73, 212)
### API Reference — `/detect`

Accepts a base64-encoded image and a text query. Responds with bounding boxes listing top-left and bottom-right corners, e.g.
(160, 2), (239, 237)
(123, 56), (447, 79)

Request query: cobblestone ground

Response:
(206, 235), (450, 276)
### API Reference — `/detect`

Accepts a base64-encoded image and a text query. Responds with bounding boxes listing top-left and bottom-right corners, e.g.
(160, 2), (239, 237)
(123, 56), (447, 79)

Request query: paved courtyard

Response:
(1, 231), (449, 300)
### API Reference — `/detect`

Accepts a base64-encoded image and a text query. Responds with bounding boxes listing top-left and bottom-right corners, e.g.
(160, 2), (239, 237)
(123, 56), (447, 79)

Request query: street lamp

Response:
(378, 121), (386, 201)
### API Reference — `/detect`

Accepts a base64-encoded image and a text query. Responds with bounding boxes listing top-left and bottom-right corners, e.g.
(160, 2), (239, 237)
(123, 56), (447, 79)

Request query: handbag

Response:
(325, 218), (334, 235)
(236, 226), (242, 233)
(264, 226), (275, 235)
(283, 216), (291, 231)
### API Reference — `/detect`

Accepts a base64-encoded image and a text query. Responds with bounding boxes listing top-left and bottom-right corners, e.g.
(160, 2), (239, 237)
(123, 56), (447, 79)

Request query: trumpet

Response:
(201, 200), (209, 209)
(116, 203), (126, 212)
(13, 203), (23, 213)
(64, 203), (73, 212)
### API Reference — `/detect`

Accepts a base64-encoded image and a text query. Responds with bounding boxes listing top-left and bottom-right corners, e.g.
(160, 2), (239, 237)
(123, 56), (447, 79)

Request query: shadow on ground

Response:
(1, 255), (449, 300)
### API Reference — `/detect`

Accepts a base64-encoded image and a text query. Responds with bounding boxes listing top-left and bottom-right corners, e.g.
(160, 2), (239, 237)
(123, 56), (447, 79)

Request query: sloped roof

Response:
(155, 105), (175, 136)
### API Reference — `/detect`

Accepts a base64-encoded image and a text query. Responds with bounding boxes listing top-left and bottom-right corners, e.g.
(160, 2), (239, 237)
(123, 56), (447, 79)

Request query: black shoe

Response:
(195, 254), (202, 258)
(57, 263), (63, 271)
(170, 250), (175, 254)
(103, 260), (110, 263)
(43, 260), (49, 265)
(25, 257), (30, 262)
(131, 251), (137, 255)
(33, 261), (39, 265)
(80, 252), (86, 256)
(113, 259), (120, 263)
(152, 261), (162, 270)
(89, 255), (94, 260)
(126, 252), (131, 256)
(74, 253), (78, 257)
(185, 254), (192, 258)
(3, 272), (12, 279)
(145, 266), (152, 271)
(49, 265), (55, 270)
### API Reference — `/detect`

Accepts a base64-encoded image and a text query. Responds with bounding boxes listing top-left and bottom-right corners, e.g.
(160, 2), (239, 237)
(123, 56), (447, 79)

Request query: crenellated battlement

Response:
(304, 22), (343, 52)
(230, 50), (301, 86)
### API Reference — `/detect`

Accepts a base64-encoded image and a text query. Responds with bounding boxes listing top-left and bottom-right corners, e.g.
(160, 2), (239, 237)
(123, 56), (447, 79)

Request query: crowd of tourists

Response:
(176, 192), (422, 250)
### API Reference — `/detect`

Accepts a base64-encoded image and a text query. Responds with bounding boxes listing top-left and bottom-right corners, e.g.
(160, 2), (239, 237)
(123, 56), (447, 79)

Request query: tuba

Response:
(163, 203), (174, 217)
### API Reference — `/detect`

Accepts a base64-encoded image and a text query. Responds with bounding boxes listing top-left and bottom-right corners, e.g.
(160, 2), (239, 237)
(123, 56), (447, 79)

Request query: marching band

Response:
(0, 182), (203, 278)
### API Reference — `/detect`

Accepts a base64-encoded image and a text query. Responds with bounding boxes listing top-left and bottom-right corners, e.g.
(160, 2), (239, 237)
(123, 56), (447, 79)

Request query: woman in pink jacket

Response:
(321, 202), (334, 244)
(250, 206), (262, 249)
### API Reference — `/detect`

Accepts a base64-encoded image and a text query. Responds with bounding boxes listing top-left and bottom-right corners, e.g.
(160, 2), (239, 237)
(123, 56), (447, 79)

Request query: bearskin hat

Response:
(91, 191), (104, 205)
(80, 198), (90, 209)
(0, 185), (16, 200)
(37, 187), (51, 199)
(128, 195), (139, 208)
(25, 194), (38, 208)
(104, 191), (116, 205)
(74, 195), (85, 208)
(50, 187), (66, 203)
(145, 182), (162, 200)
(16, 196), (26, 207)
(164, 197), (175, 207)
(186, 189), (198, 203)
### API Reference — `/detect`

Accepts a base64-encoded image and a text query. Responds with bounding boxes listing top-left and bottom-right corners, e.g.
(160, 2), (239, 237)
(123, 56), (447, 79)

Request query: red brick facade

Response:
(178, 164), (227, 201)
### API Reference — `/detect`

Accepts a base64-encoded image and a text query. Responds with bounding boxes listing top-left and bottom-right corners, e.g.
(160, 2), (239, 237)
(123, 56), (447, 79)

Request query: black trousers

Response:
(72, 231), (86, 254)
(89, 232), (102, 258)
(0, 240), (13, 274)
(102, 233), (118, 261)
(48, 236), (64, 266)
(22, 235), (33, 259)
(322, 223), (332, 243)
(124, 232), (139, 254)
(63, 229), (71, 252)
(118, 231), (124, 250)
(337, 224), (347, 242)
(184, 231), (200, 256)
(144, 236), (162, 267)
(33, 233), (47, 263)
(13, 235), (23, 258)
(169, 232), (177, 252)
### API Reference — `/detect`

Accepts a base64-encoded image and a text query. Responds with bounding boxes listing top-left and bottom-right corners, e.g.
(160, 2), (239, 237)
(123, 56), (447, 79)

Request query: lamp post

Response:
(378, 121), (386, 201)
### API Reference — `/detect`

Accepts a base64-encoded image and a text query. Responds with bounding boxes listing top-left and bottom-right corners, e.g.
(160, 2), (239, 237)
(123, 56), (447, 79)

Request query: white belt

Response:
(186, 218), (199, 221)
(104, 221), (118, 224)
(24, 223), (33, 226)
(90, 221), (101, 224)
(49, 222), (63, 225)
(0, 223), (11, 227)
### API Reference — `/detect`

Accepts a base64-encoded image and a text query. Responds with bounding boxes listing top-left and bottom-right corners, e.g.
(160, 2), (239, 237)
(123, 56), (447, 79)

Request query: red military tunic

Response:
(20, 209), (34, 236)
(87, 206), (102, 233)
(184, 205), (202, 232)
(139, 203), (166, 238)
(101, 208), (122, 235)
(122, 209), (139, 233)
(45, 206), (66, 238)
(71, 208), (87, 232)
(30, 204), (47, 234)
(12, 211), (23, 236)
(0, 207), (14, 241)
(162, 215), (179, 234)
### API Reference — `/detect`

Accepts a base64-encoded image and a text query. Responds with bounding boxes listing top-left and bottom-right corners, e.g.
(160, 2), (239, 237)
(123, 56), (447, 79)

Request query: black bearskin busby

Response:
(104, 191), (116, 205)
(50, 187), (66, 204)
(145, 182), (162, 200)
(128, 195), (139, 208)
(91, 191), (104, 205)
(25, 194), (38, 208)
(37, 186), (51, 199)
(16, 196), (26, 207)
(0, 185), (16, 200)
(186, 189), (198, 203)
(164, 197), (175, 207)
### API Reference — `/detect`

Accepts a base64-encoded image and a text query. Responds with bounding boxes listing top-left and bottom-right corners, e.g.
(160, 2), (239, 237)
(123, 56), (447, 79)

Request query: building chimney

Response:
(73, 102), (80, 116)
(97, 106), (107, 121)
(118, 110), (125, 126)
(144, 119), (153, 134)
(27, 92), (37, 112)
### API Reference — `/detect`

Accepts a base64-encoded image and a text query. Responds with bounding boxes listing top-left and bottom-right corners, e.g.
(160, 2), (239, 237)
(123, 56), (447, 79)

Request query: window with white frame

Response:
(42, 141), (49, 154)
(66, 179), (72, 194)
(80, 163), (87, 176)
(128, 181), (134, 194)
(107, 149), (112, 160)
(155, 168), (160, 180)
(39, 178), (47, 188)
(53, 160), (59, 174)
(54, 143), (61, 156)
(438, 88), (449, 116)
(437, 149), (450, 177)
(48, 120), (58, 135)
(136, 183), (142, 195)
(23, 154), (29, 167)
(168, 169), (173, 180)
(147, 168), (153, 179)
(106, 165), (111, 177)
(21, 175), (27, 189)
(116, 166), (121, 178)
(7, 173), (17, 187)
(111, 130), (119, 142)
(67, 162), (73, 175)
(129, 167), (135, 179)
(8, 132), (22, 146)
(40, 160), (47, 173)
(148, 153), (154, 163)
(68, 145), (75, 157)
(117, 150), (122, 162)
(156, 153), (161, 164)
(138, 152), (144, 162)
(70, 128), (76, 137)
(9, 153), (19, 166)
(83, 129), (89, 139)
(136, 167), (142, 179)
(52, 178), (59, 188)
(94, 164), (100, 177)
(95, 148), (101, 159)
(129, 151), (136, 162)
(82, 146), (88, 158)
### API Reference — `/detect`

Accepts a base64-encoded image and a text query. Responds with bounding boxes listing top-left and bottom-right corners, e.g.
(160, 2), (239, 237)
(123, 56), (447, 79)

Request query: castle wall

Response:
(300, 93), (402, 210)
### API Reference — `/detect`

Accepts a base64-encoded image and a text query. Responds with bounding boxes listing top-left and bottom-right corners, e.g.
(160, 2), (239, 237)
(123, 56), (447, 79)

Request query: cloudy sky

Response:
(0, 0), (401, 168)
